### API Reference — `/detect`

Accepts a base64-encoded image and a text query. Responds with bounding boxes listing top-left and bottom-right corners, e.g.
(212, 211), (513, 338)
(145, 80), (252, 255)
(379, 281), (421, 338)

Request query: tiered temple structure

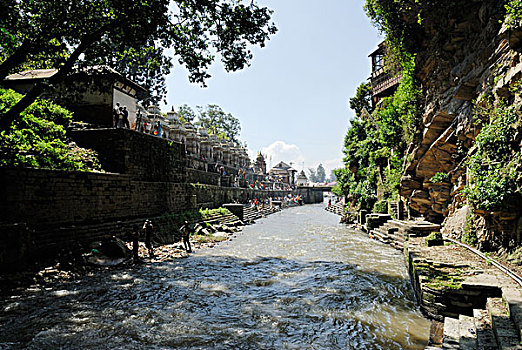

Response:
(134, 105), (255, 181)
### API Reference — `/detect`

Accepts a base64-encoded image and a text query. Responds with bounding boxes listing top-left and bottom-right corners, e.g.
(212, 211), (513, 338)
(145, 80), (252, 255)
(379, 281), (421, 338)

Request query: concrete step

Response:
(442, 316), (460, 349)
(503, 287), (522, 341)
(486, 297), (521, 349)
(369, 231), (390, 244)
(458, 314), (477, 350)
(473, 309), (500, 350)
(391, 241), (404, 250)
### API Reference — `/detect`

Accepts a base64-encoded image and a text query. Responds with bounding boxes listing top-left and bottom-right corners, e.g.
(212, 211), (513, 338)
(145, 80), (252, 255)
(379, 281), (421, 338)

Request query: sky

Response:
(162, 0), (382, 177)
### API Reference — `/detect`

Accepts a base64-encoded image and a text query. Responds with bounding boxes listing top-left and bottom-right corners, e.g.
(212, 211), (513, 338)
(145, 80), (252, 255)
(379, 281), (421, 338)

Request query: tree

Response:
(194, 104), (241, 143)
(0, 0), (277, 129)
(307, 168), (317, 183)
(316, 163), (326, 183)
(177, 104), (197, 123)
(349, 82), (374, 116)
(0, 88), (100, 171)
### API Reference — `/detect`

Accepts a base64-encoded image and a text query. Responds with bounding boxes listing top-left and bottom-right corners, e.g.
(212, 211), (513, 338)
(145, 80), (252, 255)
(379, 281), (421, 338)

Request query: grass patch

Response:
(192, 234), (229, 244)
(416, 263), (467, 290)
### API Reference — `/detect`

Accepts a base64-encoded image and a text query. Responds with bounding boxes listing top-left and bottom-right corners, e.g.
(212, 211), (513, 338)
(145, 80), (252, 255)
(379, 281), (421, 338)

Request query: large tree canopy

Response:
(349, 82), (373, 116)
(0, 0), (277, 128)
(194, 104), (241, 144)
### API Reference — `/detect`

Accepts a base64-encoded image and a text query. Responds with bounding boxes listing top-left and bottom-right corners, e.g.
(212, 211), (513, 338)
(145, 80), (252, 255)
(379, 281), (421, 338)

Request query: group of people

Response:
(130, 219), (193, 264)
(113, 102), (130, 128)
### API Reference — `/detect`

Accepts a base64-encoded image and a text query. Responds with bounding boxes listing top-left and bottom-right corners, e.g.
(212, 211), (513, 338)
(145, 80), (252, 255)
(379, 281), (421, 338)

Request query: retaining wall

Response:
(189, 184), (291, 209)
(1, 128), (321, 269)
(0, 167), (191, 269)
(0, 167), (291, 268)
(71, 128), (186, 183)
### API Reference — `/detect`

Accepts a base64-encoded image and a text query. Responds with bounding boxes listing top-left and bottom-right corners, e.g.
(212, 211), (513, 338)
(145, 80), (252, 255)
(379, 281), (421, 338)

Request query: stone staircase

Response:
(198, 210), (244, 227)
(242, 206), (280, 224)
(369, 218), (441, 250)
(325, 201), (344, 215)
(426, 288), (522, 349)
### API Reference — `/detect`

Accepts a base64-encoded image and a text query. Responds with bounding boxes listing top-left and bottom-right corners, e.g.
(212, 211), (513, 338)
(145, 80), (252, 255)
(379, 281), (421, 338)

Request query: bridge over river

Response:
(0, 204), (430, 349)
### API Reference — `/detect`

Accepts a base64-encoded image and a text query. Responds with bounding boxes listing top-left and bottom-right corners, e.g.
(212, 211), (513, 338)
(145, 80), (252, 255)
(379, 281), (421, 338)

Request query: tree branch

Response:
(0, 40), (32, 82)
(0, 33), (100, 130)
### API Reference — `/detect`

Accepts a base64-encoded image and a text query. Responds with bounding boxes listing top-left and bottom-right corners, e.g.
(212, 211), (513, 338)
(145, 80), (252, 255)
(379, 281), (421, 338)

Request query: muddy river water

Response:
(0, 204), (430, 349)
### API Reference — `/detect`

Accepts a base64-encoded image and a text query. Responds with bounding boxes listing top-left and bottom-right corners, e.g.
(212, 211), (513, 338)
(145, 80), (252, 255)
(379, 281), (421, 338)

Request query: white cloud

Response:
(246, 148), (256, 162)
(247, 141), (344, 175)
(260, 140), (305, 169)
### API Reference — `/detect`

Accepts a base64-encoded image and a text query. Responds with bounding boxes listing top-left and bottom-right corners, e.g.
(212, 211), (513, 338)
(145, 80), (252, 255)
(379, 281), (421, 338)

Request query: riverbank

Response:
(0, 203), (290, 296)
(0, 204), (430, 349)
(330, 205), (522, 349)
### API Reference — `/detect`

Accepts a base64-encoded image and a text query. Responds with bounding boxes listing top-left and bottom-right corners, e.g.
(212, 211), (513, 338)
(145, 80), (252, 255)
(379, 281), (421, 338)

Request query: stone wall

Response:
(0, 128), (310, 268)
(0, 167), (191, 268)
(71, 128), (186, 183)
(0, 168), (189, 227)
(0, 166), (292, 268)
(295, 187), (325, 204)
(189, 184), (290, 209)
(187, 168), (221, 186)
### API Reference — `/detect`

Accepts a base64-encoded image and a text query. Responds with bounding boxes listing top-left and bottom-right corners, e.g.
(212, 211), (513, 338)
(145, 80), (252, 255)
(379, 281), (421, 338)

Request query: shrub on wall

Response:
(336, 54), (420, 210)
(430, 172), (449, 183)
(463, 102), (521, 211)
(505, 0), (522, 30)
(0, 88), (101, 171)
(373, 199), (388, 213)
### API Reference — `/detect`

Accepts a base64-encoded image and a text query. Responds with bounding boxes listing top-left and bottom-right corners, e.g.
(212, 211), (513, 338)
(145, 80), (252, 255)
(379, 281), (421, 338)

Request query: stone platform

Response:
(331, 208), (522, 349)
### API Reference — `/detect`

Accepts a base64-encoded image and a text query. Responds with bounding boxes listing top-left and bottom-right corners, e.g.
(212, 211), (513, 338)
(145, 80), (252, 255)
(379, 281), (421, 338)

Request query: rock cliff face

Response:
(400, 1), (522, 250)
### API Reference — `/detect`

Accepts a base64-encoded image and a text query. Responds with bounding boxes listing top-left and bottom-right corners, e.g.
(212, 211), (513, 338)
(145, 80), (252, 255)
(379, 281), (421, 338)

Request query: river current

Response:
(0, 204), (430, 349)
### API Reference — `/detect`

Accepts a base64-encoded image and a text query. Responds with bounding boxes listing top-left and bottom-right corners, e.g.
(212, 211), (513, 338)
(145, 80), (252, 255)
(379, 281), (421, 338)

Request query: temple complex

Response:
(268, 161), (297, 187)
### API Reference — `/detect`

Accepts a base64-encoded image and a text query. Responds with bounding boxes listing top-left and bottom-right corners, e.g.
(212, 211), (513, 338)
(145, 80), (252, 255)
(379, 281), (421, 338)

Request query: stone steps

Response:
(503, 287), (522, 341)
(242, 206), (280, 223)
(202, 212), (243, 226)
(473, 308), (499, 350)
(368, 217), (441, 251)
(431, 294), (522, 350)
(369, 221), (406, 250)
(487, 297), (521, 349)
(325, 202), (344, 216)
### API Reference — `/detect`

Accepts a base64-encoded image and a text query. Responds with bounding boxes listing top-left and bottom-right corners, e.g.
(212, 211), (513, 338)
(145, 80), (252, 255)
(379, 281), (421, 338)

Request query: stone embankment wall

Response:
(71, 128), (187, 183)
(189, 184), (290, 209)
(399, 0), (522, 250)
(0, 128), (301, 268)
(0, 167), (190, 269)
(295, 187), (325, 204)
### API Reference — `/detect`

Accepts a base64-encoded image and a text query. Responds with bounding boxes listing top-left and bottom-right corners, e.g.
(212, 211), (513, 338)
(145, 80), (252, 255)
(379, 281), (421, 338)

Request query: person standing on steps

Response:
(143, 219), (154, 258)
(180, 221), (192, 253)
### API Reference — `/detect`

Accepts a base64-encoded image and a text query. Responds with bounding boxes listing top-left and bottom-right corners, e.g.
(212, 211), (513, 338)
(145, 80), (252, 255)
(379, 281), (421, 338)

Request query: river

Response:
(0, 204), (430, 349)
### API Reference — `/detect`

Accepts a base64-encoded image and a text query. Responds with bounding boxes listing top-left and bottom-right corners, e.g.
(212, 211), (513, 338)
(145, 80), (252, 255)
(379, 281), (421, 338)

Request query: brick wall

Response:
(71, 128), (187, 183)
(186, 168), (221, 186)
(0, 168), (189, 227)
(189, 184), (291, 208)
(0, 168), (191, 268)
(0, 166), (290, 268)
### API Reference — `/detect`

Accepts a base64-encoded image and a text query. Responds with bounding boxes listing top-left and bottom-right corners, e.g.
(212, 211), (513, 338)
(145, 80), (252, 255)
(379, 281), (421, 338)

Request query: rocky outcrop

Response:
(400, 0), (522, 249)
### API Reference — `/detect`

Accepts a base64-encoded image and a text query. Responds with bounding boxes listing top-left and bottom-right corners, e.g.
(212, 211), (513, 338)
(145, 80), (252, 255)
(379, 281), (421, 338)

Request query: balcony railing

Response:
(371, 69), (402, 96)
